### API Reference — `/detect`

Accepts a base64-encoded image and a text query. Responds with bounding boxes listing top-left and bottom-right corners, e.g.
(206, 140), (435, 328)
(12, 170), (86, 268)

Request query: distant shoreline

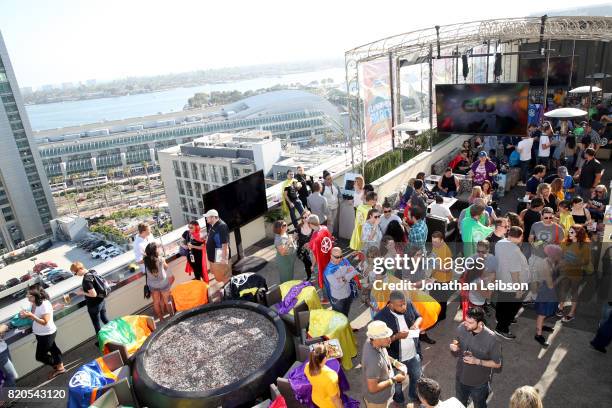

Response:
(23, 64), (344, 106)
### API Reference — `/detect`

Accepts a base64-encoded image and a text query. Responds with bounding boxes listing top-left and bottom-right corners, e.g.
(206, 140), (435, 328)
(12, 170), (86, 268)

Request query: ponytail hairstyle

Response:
(144, 242), (160, 276)
(308, 343), (327, 376)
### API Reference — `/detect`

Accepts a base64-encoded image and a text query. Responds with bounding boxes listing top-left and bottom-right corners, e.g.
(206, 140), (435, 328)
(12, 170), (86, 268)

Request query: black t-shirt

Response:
(526, 176), (540, 195)
(487, 232), (504, 254)
(206, 220), (230, 262)
(441, 175), (457, 192)
(579, 159), (603, 189)
(294, 174), (311, 199)
(82, 271), (103, 307)
(523, 209), (541, 242)
(284, 183), (299, 203)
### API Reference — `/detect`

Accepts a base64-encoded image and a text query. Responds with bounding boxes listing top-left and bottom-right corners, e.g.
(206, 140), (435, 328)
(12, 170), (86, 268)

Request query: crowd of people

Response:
(266, 119), (610, 406)
(5, 115), (609, 407)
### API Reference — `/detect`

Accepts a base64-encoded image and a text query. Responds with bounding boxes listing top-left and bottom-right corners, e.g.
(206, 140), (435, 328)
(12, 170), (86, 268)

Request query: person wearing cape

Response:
(350, 191), (378, 251)
(308, 214), (333, 290)
(182, 221), (209, 283)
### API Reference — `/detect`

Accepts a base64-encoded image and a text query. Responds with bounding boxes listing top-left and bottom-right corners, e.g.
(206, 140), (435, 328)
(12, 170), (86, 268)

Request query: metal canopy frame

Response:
(344, 16), (612, 171)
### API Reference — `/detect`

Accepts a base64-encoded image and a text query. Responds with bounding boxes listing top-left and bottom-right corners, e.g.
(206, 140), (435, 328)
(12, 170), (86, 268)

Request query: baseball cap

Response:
(203, 209), (219, 218)
(478, 151), (488, 158)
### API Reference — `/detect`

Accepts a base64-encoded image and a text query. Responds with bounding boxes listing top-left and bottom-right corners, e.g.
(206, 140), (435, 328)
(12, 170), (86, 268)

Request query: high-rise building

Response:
(0, 31), (56, 251)
(158, 130), (281, 225)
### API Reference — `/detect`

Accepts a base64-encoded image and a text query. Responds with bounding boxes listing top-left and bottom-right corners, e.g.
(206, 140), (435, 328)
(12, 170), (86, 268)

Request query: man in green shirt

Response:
(461, 203), (494, 257)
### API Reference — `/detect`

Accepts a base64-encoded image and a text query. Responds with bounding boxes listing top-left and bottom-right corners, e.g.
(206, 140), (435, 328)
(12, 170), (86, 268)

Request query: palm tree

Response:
(142, 161), (153, 201)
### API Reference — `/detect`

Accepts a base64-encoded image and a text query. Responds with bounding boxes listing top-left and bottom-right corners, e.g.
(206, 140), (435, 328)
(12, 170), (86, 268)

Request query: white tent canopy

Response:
(543, 108), (588, 118)
(569, 86), (603, 93)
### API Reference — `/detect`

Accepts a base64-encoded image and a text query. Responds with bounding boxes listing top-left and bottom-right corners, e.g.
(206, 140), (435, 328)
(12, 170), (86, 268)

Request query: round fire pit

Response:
(132, 301), (294, 408)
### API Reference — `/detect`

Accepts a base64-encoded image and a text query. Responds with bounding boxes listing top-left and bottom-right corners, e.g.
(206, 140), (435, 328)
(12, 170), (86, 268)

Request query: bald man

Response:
(323, 247), (359, 317)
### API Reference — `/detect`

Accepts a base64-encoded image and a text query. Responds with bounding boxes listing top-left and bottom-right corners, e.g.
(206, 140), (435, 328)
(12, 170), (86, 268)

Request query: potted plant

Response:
(263, 208), (284, 239)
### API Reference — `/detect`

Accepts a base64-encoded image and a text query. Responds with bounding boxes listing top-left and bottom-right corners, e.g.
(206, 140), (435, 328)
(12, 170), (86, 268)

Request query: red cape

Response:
(309, 226), (333, 288)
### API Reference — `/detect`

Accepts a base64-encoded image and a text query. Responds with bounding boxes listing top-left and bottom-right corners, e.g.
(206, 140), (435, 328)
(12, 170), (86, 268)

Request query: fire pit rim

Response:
(133, 300), (287, 400)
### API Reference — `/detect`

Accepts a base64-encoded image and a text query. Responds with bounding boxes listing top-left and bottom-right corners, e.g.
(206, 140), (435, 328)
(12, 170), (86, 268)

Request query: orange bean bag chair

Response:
(171, 280), (208, 312)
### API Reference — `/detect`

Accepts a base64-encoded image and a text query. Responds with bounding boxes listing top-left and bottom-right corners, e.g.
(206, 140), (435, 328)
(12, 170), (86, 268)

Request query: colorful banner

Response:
(360, 60), (393, 160)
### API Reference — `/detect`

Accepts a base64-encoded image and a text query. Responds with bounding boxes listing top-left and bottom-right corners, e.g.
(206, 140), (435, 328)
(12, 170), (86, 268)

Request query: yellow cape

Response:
(349, 204), (371, 251)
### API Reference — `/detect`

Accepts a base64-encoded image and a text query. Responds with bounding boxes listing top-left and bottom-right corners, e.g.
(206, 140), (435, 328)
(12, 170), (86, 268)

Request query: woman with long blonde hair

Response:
(509, 386), (543, 408)
(353, 175), (365, 208)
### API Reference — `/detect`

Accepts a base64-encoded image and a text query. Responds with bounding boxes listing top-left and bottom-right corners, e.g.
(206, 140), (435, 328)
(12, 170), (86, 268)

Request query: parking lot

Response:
(0, 242), (107, 286)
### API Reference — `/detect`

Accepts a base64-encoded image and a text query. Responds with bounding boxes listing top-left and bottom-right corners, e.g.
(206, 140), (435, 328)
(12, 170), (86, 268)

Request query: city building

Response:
(35, 90), (344, 182)
(0, 32), (56, 252)
(158, 130), (281, 225)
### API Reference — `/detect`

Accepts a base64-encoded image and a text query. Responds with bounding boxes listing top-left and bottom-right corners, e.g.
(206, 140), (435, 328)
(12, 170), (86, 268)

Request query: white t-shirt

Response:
(538, 135), (551, 157)
(322, 183), (340, 210)
(353, 188), (364, 208)
(133, 234), (153, 272)
(469, 278), (486, 306)
(390, 310), (416, 361)
(32, 300), (56, 336)
(517, 138), (533, 161)
(438, 397), (466, 408)
(430, 203), (453, 220)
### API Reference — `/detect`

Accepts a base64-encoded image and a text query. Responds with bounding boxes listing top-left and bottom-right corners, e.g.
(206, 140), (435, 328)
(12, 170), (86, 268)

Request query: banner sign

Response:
(360, 60), (393, 160)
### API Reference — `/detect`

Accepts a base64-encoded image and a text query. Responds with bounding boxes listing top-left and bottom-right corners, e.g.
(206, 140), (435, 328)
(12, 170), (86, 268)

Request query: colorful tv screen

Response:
(518, 56), (576, 87)
(202, 170), (268, 231)
(435, 83), (529, 136)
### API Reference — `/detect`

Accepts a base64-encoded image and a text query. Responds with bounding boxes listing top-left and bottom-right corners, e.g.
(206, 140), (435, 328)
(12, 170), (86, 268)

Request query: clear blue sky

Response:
(0, 0), (606, 88)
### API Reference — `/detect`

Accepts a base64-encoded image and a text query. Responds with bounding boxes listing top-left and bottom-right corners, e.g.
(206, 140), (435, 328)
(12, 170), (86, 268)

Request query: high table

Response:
(427, 196), (458, 211)
(278, 280), (322, 314)
(307, 309), (357, 370)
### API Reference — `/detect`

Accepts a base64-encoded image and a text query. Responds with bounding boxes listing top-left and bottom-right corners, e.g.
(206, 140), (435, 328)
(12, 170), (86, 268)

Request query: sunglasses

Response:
(542, 216), (554, 220)
(383, 210), (391, 214)
(331, 254), (341, 259)
(373, 215), (381, 219)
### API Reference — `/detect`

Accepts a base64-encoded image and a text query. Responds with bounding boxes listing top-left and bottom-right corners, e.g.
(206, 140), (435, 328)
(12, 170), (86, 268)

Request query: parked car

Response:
(19, 273), (32, 282)
(91, 246), (108, 258)
(33, 261), (58, 274)
(84, 240), (105, 251)
(5, 278), (20, 288)
(11, 288), (27, 300)
(48, 271), (72, 284)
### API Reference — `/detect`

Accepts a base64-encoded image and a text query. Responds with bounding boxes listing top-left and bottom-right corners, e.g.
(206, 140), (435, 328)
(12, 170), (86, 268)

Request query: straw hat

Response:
(366, 320), (393, 340)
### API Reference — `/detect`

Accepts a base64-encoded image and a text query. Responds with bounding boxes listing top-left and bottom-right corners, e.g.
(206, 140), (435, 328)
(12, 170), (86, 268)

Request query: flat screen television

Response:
(202, 170), (268, 231)
(435, 83), (529, 136)
(518, 56), (576, 87)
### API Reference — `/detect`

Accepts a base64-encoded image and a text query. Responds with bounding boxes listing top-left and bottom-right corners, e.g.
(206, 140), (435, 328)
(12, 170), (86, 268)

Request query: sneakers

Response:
(517, 181), (526, 186)
(534, 335), (549, 348)
(542, 325), (554, 332)
(562, 315), (575, 323)
(495, 329), (516, 340)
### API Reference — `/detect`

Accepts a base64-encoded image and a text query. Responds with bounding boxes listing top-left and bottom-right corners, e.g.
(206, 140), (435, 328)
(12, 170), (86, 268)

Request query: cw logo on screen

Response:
(461, 97), (496, 113)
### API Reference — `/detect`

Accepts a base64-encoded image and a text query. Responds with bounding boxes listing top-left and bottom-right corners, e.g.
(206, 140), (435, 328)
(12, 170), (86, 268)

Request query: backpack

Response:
(509, 150), (520, 167)
(88, 270), (111, 298)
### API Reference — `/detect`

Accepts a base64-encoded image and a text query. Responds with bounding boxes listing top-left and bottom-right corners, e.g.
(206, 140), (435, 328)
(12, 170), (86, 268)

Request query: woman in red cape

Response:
(182, 221), (209, 283)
